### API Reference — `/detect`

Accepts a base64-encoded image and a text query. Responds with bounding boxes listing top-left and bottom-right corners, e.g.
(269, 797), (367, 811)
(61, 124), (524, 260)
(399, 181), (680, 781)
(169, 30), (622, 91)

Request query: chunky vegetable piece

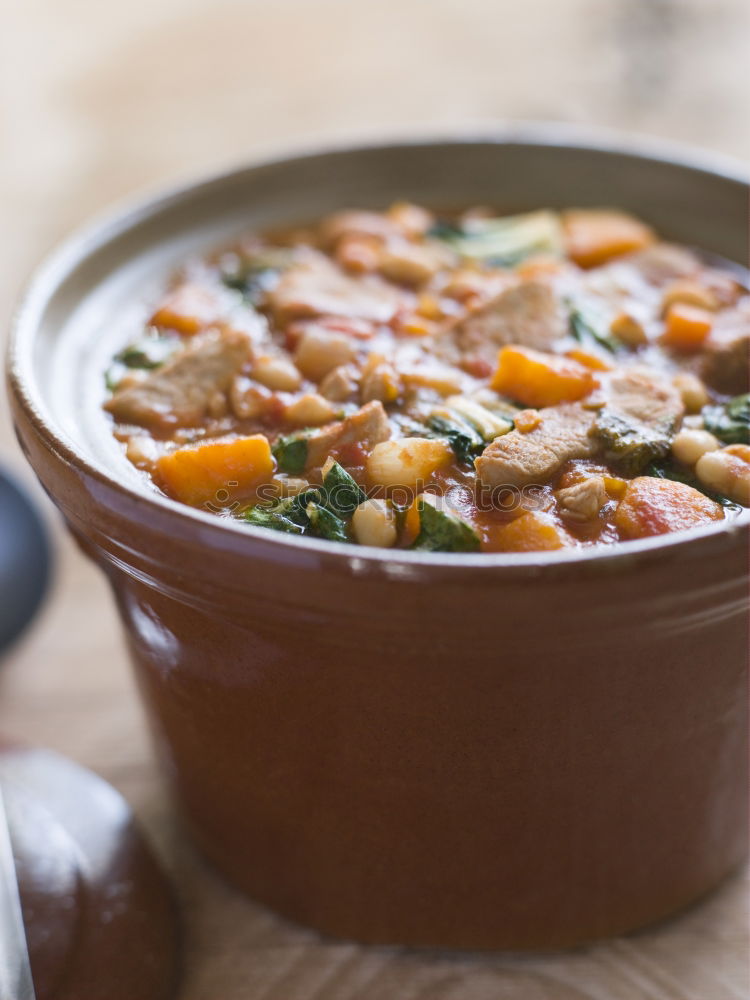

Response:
(104, 202), (749, 551)
(614, 477), (724, 538)
(562, 210), (656, 268)
(490, 346), (596, 408)
(156, 435), (273, 506)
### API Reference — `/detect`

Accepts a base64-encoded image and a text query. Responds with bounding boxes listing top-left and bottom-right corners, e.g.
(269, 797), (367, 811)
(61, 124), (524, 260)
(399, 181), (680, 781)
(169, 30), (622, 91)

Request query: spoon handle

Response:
(0, 784), (36, 1000)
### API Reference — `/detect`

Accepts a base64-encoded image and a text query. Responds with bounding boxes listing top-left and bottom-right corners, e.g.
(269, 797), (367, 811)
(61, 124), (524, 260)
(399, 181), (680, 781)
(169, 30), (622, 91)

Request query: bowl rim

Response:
(7, 123), (750, 575)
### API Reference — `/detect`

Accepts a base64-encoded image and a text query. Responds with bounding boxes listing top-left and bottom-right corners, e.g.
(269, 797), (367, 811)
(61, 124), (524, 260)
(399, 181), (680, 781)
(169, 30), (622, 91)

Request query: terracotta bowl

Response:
(7, 129), (749, 950)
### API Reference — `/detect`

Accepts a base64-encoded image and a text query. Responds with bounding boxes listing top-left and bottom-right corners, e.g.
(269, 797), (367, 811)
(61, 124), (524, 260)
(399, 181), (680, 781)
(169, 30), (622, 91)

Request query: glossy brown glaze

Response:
(7, 134), (750, 949)
(0, 745), (181, 999)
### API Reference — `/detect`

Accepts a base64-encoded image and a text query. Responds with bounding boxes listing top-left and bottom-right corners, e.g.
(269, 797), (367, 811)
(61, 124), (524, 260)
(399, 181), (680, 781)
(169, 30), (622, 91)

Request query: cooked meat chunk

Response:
(269, 250), (402, 325)
(606, 369), (685, 427)
(318, 364), (360, 402)
(320, 210), (399, 248)
(623, 244), (700, 286)
(305, 401), (392, 469)
(700, 300), (750, 394)
(105, 329), (250, 430)
(592, 369), (685, 475)
(476, 404), (597, 488)
(556, 476), (608, 520)
(443, 281), (566, 366)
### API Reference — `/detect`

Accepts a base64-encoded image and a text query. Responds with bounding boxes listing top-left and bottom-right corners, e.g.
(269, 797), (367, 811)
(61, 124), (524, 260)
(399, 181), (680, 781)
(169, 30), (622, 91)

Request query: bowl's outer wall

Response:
(8, 137), (750, 949)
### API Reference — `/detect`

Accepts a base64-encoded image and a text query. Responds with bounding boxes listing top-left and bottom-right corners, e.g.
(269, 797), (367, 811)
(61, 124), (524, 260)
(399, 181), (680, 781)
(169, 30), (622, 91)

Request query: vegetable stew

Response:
(104, 204), (750, 552)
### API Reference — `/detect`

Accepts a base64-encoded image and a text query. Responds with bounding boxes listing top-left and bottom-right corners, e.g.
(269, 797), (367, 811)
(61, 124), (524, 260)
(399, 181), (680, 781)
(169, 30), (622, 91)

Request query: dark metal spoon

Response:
(0, 466), (51, 655)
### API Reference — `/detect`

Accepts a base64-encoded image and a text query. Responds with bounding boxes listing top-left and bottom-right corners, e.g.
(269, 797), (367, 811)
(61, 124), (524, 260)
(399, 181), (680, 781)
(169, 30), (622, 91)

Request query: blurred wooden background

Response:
(1, 1), (748, 997)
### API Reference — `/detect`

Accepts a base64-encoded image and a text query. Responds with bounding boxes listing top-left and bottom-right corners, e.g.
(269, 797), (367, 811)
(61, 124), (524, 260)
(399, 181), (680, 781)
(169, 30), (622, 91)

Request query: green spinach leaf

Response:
(272, 433), (310, 475)
(427, 414), (484, 465)
(305, 502), (350, 543)
(703, 393), (750, 445)
(321, 461), (367, 518)
(411, 499), (480, 553)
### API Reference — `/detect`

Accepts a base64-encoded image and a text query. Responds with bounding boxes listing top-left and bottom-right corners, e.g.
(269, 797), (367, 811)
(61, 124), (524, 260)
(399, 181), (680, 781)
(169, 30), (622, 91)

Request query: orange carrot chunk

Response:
(150, 283), (225, 335)
(661, 303), (713, 352)
(156, 435), (273, 508)
(483, 511), (572, 553)
(490, 345), (596, 408)
(614, 476), (723, 539)
(563, 209), (655, 268)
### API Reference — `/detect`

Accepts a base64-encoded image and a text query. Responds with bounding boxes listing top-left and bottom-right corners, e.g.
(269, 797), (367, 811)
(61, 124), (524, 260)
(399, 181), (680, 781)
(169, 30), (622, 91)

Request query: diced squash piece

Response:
(565, 347), (614, 372)
(614, 476), (723, 539)
(484, 511), (572, 553)
(603, 475), (628, 500)
(514, 408), (542, 433)
(610, 311), (648, 347)
(150, 283), (225, 335)
(156, 435), (273, 507)
(366, 438), (452, 490)
(403, 494), (423, 542)
(490, 345), (596, 408)
(562, 209), (656, 268)
(661, 303), (713, 352)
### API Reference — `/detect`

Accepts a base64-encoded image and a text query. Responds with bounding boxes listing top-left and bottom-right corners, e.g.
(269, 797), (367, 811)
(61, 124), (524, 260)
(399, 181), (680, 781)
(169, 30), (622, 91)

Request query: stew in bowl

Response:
(105, 203), (750, 554)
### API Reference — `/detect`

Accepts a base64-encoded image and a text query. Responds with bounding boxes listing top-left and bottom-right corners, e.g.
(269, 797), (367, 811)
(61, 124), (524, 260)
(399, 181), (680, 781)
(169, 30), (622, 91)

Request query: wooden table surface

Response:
(1, 1), (748, 996)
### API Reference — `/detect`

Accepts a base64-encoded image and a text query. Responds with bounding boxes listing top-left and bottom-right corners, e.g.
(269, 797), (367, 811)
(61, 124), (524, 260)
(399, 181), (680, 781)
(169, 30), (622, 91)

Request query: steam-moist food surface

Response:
(103, 203), (750, 553)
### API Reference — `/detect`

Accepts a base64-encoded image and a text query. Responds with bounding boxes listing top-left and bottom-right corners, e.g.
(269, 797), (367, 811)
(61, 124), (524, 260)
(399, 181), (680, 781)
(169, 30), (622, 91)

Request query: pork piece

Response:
(556, 476), (608, 520)
(305, 400), (392, 469)
(268, 250), (403, 325)
(700, 299), (750, 394)
(439, 281), (567, 368)
(105, 329), (250, 431)
(621, 244), (701, 286)
(592, 369), (685, 475)
(476, 404), (597, 489)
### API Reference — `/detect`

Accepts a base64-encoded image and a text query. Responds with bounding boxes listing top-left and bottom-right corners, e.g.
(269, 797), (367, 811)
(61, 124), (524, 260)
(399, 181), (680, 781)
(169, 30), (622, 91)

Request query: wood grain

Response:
(1, 1), (748, 996)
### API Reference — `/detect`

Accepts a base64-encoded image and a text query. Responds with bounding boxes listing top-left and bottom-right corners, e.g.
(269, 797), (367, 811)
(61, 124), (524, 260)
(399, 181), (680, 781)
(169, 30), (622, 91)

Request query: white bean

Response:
(672, 372), (709, 413)
(671, 429), (721, 466)
(352, 499), (397, 548)
(252, 355), (302, 392)
(294, 329), (356, 382)
(285, 393), (338, 427)
(695, 446), (750, 505)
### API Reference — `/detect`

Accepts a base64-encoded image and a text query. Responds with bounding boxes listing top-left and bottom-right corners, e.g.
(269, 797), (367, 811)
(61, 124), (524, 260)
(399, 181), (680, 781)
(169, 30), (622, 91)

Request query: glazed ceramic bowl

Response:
(7, 128), (749, 950)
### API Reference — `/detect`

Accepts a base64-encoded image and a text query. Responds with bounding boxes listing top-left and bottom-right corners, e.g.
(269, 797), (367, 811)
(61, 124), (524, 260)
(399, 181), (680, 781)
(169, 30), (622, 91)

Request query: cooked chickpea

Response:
(695, 446), (750, 505)
(379, 242), (440, 286)
(294, 329), (356, 382)
(251, 355), (302, 392)
(672, 372), (709, 413)
(352, 499), (398, 548)
(285, 393), (338, 427)
(671, 428), (721, 466)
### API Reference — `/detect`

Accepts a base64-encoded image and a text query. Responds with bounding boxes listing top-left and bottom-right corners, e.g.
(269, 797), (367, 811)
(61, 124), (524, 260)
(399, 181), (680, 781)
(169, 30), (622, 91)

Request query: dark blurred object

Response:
(0, 744), (181, 1000)
(0, 467), (51, 654)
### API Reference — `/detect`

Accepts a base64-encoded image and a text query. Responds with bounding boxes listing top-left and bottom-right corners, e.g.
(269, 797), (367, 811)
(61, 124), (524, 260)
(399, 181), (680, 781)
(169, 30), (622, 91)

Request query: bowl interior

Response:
(9, 130), (750, 568)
